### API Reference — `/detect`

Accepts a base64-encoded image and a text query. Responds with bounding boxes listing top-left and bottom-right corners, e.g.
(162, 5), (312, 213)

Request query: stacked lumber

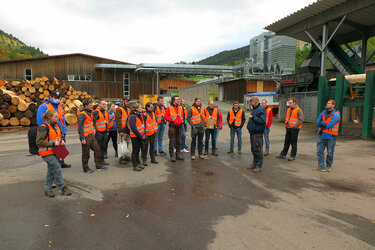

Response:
(0, 76), (92, 127)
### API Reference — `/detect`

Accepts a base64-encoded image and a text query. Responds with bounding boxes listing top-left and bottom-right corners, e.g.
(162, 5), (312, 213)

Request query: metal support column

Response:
(362, 71), (375, 139)
(335, 74), (345, 133)
(361, 35), (368, 71)
(320, 23), (328, 77)
(156, 71), (159, 95)
(317, 76), (327, 117)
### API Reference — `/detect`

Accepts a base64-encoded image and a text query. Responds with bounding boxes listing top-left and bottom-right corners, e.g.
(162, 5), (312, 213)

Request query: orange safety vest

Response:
(129, 114), (145, 138)
(108, 113), (115, 129)
(45, 102), (65, 129)
(183, 106), (188, 119)
(285, 107), (302, 128)
(266, 107), (272, 127)
(190, 106), (207, 125)
(38, 122), (61, 157)
(167, 105), (183, 123)
(117, 106), (130, 128)
(144, 112), (158, 136)
(95, 108), (109, 132)
(228, 109), (243, 127)
(205, 107), (218, 126)
(77, 110), (95, 137)
(318, 111), (341, 135)
(155, 105), (166, 124)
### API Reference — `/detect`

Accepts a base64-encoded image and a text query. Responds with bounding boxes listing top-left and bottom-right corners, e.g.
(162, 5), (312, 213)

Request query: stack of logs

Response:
(0, 76), (92, 127)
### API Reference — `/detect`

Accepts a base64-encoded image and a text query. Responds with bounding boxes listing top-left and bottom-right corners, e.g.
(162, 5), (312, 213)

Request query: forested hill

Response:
(197, 45), (248, 66)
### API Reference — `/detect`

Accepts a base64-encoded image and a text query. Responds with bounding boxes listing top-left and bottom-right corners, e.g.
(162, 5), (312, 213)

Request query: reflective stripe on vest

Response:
(229, 109), (243, 127)
(129, 115), (145, 137)
(77, 111), (95, 136)
(38, 123), (61, 157)
(285, 107), (302, 128)
(266, 107), (272, 127)
(190, 106), (206, 125)
(95, 108), (109, 132)
(144, 112), (158, 136)
(118, 106), (129, 128)
(318, 112), (341, 135)
(45, 102), (65, 129)
(167, 105), (183, 122)
(155, 105), (166, 123)
(108, 113), (115, 129)
(206, 107), (218, 126)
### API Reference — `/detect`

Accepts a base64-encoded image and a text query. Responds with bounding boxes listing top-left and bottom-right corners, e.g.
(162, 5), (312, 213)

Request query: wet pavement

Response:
(0, 121), (375, 249)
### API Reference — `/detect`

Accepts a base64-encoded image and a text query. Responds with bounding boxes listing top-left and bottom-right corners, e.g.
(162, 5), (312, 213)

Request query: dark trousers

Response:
(131, 137), (142, 167)
(250, 133), (263, 167)
(95, 132), (108, 162)
(280, 128), (300, 157)
(168, 126), (182, 157)
(106, 130), (118, 154)
(205, 128), (217, 151)
(191, 127), (205, 156)
(82, 134), (103, 172)
(143, 134), (156, 162)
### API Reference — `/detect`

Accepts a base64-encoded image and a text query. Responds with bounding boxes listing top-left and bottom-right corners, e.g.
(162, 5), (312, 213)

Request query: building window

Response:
(123, 72), (130, 97)
(25, 68), (32, 81)
(74, 75), (80, 81)
(67, 75), (92, 81)
(68, 75), (74, 81)
(86, 75), (91, 81)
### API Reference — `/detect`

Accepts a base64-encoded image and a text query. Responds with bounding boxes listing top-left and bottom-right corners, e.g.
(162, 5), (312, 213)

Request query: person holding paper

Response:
(36, 110), (72, 198)
(204, 100), (221, 156)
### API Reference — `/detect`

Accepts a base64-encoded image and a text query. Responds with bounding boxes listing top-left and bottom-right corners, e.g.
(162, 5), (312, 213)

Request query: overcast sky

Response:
(0, 0), (315, 64)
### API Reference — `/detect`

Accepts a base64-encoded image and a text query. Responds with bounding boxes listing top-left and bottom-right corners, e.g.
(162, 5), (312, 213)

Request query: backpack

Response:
(28, 126), (39, 155)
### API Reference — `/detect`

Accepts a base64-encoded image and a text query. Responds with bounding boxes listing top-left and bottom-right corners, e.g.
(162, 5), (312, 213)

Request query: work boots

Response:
(170, 154), (176, 162)
(133, 165), (143, 171)
(212, 150), (218, 156)
(176, 154), (185, 161)
(204, 150), (208, 155)
(264, 150), (269, 156)
(45, 191), (55, 198)
(61, 186), (72, 196)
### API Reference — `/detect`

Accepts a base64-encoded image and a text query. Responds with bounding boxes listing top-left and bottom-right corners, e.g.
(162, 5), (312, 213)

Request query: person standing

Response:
(93, 100), (109, 165)
(277, 98), (304, 161)
(164, 95), (185, 162)
(204, 100), (221, 156)
(143, 102), (159, 165)
(180, 99), (189, 153)
(247, 97), (267, 173)
(128, 103), (146, 171)
(261, 99), (273, 156)
(36, 91), (71, 168)
(227, 101), (246, 154)
(106, 103), (118, 157)
(77, 99), (107, 173)
(316, 99), (340, 172)
(154, 97), (167, 156)
(187, 98), (206, 160)
(36, 110), (72, 198)
(115, 97), (131, 163)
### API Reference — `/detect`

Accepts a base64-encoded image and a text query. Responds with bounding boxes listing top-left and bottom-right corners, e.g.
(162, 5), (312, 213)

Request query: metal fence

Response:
(278, 91), (318, 122)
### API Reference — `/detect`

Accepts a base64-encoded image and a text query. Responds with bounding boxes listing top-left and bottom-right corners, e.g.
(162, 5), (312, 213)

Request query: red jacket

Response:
(164, 105), (183, 125)
(265, 106), (273, 128)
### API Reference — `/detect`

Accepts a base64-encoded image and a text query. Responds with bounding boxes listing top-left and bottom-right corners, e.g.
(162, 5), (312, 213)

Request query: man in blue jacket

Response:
(316, 99), (341, 172)
(246, 96), (266, 173)
(37, 91), (71, 168)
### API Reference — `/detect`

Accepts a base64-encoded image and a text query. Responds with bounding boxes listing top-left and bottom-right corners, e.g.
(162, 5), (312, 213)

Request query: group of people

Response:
(35, 91), (340, 198)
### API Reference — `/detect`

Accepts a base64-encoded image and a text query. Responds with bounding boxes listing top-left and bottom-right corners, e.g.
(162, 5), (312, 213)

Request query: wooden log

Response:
(17, 100), (28, 112)
(0, 80), (6, 86)
(43, 85), (48, 90)
(68, 103), (78, 113)
(43, 90), (50, 97)
(24, 109), (34, 118)
(3, 93), (12, 102)
(28, 103), (37, 112)
(0, 86), (6, 90)
(65, 113), (77, 125)
(19, 93), (26, 100)
(69, 95), (74, 100)
(0, 102), (9, 110)
(24, 91), (31, 97)
(11, 96), (20, 105)
(0, 96), (3, 103)
(66, 99), (72, 105)
(14, 111), (25, 120)
(41, 76), (49, 82)
(48, 85), (55, 91)
(20, 117), (31, 126)
(29, 87), (36, 93)
(39, 94), (45, 100)
(9, 117), (20, 126)
(73, 100), (83, 109)
(9, 105), (18, 113)
(1, 119), (10, 126)
(22, 86), (28, 92)
(64, 107), (70, 113)
(35, 77), (41, 82)
(26, 97), (32, 103)
(0, 112), (3, 121)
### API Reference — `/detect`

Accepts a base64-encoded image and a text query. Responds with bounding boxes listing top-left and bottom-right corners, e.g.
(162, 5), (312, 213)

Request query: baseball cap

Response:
(122, 97), (129, 101)
(51, 91), (61, 98)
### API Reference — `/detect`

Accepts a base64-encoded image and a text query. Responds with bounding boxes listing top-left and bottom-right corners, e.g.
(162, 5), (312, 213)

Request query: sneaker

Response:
(181, 148), (189, 153)
(212, 150), (218, 156)
(85, 169), (94, 173)
(45, 190), (55, 198)
(98, 166), (108, 171)
(238, 150), (241, 154)
(252, 167), (262, 173)
(115, 152), (118, 158)
(276, 155), (286, 159)
(159, 151), (167, 156)
(313, 166), (323, 171)
(264, 151), (269, 156)
(151, 160), (159, 164)
(326, 166), (331, 172)
(204, 150), (208, 155)
(133, 166), (143, 171)
(228, 149), (233, 154)
(288, 157), (295, 161)
(143, 162), (148, 166)
(191, 155), (196, 160)
(199, 155), (205, 159)
(319, 168), (327, 172)
(61, 163), (71, 168)
(61, 186), (72, 196)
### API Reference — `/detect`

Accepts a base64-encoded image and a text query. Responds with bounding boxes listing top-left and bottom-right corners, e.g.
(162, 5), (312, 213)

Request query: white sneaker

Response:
(181, 149), (189, 153)
(174, 148), (176, 152)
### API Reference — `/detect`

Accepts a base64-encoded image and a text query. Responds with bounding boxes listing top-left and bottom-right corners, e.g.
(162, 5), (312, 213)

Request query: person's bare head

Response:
(171, 95), (180, 105)
(326, 99), (337, 111)
(181, 99), (186, 105)
(99, 100), (106, 110)
(108, 103), (115, 112)
(83, 99), (93, 111)
(261, 99), (267, 108)
(145, 102), (153, 112)
(233, 101), (239, 110)
(250, 96), (259, 107)
(194, 98), (201, 106)
(157, 96), (164, 106)
(122, 97), (130, 107)
(42, 110), (58, 124)
(288, 98), (297, 108)
(208, 100), (215, 109)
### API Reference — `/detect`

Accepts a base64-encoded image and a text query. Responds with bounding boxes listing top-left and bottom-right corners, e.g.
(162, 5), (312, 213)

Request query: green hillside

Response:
(0, 29), (47, 60)
(197, 45), (248, 66)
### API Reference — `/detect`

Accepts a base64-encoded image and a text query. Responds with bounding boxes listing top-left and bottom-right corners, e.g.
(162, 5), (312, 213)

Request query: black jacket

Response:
(247, 104), (266, 134)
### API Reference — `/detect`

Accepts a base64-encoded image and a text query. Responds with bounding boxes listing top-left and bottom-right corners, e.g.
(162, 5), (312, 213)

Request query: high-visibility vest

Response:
(266, 107), (272, 127)
(129, 114), (145, 138)
(38, 122), (61, 157)
(117, 106), (130, 128)
(228, 109), (243, 127)
(45, 102), (65, 129)
(190, 106), (207, 125)
(167, 105), (183, 123)
(77, 110), (95, 137)
(285, 107), (302, 128)
(205, 107), (218, 126)
(108, 113), (115, 129)
(318, 111), (341, 136)
(155, 105), (166, 124)
(183, 106), (188, 119)
(95, 108), (109, 132)
(144, 112), (158, 136)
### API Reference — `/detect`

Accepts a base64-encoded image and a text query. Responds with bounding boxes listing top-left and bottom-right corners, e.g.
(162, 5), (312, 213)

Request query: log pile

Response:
(0, 76), (92, 127)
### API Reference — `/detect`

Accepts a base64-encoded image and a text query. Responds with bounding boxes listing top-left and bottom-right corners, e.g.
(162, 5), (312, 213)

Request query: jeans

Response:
(230, 128), (242, 150)
(143, 134), (156, 162)
(205, 128), (217, 151)
(95, 132), (108, 162)
(251, 133), (263, 167)
(262, 127), (270, 151)
(154, 122), (165, 153)
(42, 154), (66, 191)
(191, 127), (205, 155)
(317, 137), (336, 169)
(280, 128), (299, 157)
